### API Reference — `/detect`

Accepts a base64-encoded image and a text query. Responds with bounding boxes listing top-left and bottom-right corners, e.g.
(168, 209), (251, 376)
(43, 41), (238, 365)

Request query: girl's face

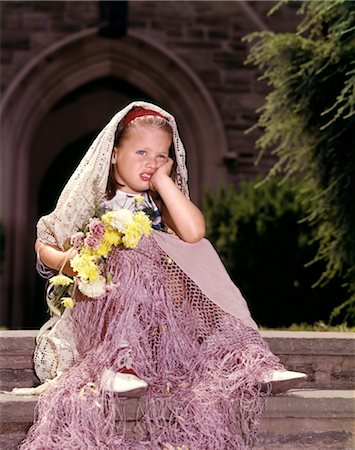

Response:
(111, 124), (172, 194)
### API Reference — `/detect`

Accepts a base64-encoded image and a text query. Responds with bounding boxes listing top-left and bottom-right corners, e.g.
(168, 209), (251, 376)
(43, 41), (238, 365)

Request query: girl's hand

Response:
(60, 247), (78, 277)
(149, 157), (174, 193)
(146, 161), (206, 243)
(35, 240), (78, 277)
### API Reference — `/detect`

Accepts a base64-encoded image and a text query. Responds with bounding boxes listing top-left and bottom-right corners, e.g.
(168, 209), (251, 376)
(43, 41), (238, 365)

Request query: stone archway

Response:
(0, 28), (228, 327)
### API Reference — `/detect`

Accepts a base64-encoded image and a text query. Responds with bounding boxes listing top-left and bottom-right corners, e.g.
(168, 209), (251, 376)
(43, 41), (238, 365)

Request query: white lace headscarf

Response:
(37, 101), (189, 249)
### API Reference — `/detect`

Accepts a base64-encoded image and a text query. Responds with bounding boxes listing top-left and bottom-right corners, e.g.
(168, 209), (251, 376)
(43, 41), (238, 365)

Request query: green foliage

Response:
(203, 179), (348, 328)
(260, 321), (354, 332)
(243, 0), (355, 324)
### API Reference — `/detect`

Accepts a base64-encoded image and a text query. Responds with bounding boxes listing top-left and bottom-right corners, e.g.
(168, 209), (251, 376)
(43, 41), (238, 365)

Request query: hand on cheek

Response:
(149, 157), (174, 192)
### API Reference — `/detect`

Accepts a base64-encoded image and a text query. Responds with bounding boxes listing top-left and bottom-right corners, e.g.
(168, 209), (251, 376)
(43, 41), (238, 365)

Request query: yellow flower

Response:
(100, 212), (111, 227)
(134, 211), (152, 236)
(135, 196), (144, 203)
(61, 297), (75, 309)
(122, 223), (141, 248)
(103, 228), (121, 246)
(80, 245), (94, 258)
(95, 238), (113, 258)
(49, 274), (73, 286)
(70, 254), (100, 281)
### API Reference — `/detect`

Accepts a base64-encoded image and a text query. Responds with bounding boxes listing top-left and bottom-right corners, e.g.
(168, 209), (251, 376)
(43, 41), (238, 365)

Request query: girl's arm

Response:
(35, 239), (77, 277)
(150, 160), (206, 243)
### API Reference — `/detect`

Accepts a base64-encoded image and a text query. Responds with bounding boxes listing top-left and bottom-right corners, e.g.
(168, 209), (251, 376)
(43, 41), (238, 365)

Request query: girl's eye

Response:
(136, 150), (146, 156)
(157, 154), (168, 160)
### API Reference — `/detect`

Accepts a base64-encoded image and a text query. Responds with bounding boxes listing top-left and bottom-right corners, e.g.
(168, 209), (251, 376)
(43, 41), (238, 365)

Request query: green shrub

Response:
(203, 179), (348, 328)
(243, 0), (355, 325)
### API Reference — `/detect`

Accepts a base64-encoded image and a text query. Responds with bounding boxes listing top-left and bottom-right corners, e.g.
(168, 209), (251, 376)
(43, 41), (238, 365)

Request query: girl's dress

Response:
(19, 191), (282, 450)
(17, 101), (286, 449)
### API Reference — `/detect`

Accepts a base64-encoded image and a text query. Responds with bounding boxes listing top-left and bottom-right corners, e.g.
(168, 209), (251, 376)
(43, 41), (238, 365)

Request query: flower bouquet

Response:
(49, 208), (152, 309)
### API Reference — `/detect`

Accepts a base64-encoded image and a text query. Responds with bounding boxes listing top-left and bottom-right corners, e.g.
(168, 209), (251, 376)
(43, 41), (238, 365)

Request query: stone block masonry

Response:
(262, 331), (355, 390)
(0, 1), (302, 182)
(0, 330), (353, 391)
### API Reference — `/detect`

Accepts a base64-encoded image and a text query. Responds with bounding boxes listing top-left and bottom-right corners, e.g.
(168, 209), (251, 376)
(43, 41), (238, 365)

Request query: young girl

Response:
(18, 102), (302, 449)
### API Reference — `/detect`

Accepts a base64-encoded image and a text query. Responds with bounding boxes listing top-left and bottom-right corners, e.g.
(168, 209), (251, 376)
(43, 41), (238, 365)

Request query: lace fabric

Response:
(34, 308), (78, 382)
(36, 102), (189, 250)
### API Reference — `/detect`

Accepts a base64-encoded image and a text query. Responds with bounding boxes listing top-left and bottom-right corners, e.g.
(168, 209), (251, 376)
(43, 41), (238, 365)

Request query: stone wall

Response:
(1, 0), (301, 183)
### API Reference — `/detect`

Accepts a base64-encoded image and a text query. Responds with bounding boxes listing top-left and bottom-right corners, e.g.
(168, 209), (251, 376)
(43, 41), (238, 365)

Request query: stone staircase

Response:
(0, 330), (354, 449)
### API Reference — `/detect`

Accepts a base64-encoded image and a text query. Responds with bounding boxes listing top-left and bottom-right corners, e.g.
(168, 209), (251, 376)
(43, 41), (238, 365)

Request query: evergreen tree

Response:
(243, 0), (355, 324)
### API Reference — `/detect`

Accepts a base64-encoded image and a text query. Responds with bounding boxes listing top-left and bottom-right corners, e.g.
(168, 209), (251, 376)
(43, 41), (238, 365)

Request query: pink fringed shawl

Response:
(20, 234), (280, 449)
(152, 231), (258, 330)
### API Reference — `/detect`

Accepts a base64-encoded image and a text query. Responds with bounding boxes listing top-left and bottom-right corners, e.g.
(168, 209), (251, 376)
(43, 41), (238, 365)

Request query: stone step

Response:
(1, 330), (354, 390)
(0, 330), (39, 391)
(0, 389), (353, 449)
(256, 389), (354, 449)
(262, 330), (354, 390)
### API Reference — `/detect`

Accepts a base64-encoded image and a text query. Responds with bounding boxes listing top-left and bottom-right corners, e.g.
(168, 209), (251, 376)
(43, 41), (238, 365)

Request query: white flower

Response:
(102, 210), (134, 233)
(77, 275), (106, 298)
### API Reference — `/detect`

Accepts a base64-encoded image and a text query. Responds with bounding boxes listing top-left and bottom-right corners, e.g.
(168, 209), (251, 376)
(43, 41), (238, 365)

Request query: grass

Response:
(260, 321), (354, 332)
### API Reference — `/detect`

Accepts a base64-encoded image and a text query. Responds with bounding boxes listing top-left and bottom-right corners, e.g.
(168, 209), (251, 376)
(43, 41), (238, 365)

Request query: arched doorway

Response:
(0, 29), (228, 328)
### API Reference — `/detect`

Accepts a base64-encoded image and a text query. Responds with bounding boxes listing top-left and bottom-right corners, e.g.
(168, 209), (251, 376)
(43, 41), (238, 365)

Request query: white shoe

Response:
(263, 370), (307, 383)
(101, 369), (148, 397)
(261, 370), (307, 394)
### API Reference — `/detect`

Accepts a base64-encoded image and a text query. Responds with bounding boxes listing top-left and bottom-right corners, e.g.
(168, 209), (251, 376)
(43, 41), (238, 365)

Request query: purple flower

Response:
(88, 218), (105, 239)
(84, 233), (101, 251)
(70, 232), (85, 250)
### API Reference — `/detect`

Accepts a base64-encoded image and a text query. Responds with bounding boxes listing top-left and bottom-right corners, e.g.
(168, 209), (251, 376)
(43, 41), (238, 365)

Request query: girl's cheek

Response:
(157, 159), (167, 168)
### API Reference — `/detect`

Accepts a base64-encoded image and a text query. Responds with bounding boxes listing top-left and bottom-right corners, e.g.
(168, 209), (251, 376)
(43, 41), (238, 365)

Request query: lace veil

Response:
(37, 101), (189, 249)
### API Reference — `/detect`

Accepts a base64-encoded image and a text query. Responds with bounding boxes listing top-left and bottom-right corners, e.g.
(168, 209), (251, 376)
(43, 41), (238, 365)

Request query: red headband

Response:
(122, 107), (168, 127)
